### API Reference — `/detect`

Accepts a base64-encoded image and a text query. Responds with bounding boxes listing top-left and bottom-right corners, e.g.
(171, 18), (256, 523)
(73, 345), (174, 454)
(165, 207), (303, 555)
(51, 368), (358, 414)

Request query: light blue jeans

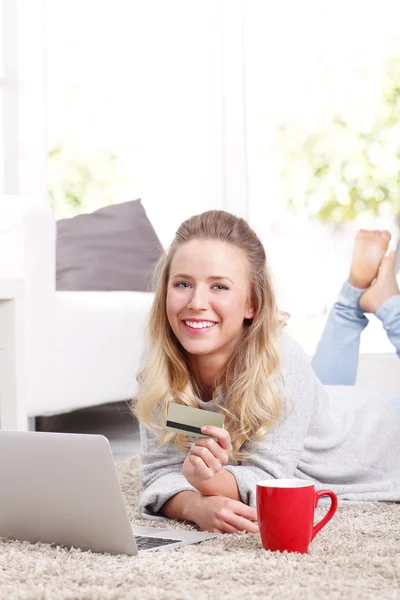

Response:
(311, 281), (400, 409)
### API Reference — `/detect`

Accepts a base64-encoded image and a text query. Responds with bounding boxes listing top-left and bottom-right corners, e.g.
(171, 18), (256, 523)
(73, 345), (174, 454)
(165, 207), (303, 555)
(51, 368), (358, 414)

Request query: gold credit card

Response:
(166, 403), (224, 437)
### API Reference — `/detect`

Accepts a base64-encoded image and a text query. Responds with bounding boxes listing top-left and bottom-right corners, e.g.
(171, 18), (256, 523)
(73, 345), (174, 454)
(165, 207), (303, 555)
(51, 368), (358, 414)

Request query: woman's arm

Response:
(181, 425), (240, 500)
(187, 333), (327, 505)
(161, 490), (199, 520)
(224, 334), (327, 506)
(141, 333), (322, 513)
(139, 421), (198, 518)
(194, 469), (240, 500)
(140, 423), (258, 532)
(162, 490), (259, 534)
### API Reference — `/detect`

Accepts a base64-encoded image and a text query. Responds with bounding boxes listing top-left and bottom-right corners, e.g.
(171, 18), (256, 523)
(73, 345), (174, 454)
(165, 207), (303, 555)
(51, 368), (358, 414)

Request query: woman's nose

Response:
(187, 287), (209, 310)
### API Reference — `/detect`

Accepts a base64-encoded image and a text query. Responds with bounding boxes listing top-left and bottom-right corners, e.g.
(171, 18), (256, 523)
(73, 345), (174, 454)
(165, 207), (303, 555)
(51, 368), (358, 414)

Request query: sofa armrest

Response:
(29, 290), (155, 416)
(0, 276), (28, 429)
(0, 277), (24, 300)
(0, 196), (56, 295)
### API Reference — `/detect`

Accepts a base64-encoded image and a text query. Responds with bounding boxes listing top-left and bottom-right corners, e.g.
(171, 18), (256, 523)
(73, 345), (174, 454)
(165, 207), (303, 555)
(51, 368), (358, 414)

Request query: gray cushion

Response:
(56, 199), (163, 292)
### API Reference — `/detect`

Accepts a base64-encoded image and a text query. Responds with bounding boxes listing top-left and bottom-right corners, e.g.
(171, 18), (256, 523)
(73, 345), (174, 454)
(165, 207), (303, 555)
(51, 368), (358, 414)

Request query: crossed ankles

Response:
(348, 229), (399, 314)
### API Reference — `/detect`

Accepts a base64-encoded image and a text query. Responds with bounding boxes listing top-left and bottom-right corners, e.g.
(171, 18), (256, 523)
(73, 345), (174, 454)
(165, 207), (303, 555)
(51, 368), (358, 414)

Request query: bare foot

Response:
(359, 252), (400, 313)
(348, 229), (392, 289)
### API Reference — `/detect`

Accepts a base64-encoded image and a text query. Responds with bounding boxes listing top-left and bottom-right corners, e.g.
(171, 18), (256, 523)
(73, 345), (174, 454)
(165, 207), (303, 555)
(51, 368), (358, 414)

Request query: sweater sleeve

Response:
(139, 420), (198, 519)
(224, 333), (327, 507)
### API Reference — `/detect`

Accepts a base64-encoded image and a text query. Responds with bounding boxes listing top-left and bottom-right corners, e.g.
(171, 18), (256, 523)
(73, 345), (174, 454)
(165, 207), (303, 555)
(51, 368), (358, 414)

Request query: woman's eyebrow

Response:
(170, 273), (192, 280)
(208, 275), (234, 284)
(170, 273), (233, 284)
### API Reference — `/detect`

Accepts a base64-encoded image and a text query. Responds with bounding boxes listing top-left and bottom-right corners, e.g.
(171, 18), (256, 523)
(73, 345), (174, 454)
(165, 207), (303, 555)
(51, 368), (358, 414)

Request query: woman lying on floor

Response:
(134, 211), (400, 534)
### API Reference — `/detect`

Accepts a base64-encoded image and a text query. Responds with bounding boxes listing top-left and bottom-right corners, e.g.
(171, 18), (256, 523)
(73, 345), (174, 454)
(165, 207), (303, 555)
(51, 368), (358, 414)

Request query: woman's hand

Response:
(188, 494), (259, 534)
(182, 426), (233, 490)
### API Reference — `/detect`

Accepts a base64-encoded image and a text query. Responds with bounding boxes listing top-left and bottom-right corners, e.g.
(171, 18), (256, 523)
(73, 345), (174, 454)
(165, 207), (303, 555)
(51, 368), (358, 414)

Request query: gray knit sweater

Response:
(139, 333), (400, 518)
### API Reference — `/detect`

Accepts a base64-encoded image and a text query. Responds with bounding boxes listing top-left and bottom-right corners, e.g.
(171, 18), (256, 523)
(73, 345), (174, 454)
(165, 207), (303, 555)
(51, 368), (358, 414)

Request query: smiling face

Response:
(166, 239), (255, 372)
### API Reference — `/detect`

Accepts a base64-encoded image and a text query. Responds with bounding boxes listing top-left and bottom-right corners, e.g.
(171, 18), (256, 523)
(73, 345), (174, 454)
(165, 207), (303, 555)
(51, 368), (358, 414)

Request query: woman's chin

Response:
(179, 340), (218, 356)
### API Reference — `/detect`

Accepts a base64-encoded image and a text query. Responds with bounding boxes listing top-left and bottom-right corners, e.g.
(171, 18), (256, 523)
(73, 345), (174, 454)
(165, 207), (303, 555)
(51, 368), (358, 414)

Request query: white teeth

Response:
(184, 320), (216, 329)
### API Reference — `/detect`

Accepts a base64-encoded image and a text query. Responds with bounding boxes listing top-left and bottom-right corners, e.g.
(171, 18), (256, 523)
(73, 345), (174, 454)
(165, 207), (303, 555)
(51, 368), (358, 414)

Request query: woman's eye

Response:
(174, 281), (191, 288)
(212, 284), (228, 291)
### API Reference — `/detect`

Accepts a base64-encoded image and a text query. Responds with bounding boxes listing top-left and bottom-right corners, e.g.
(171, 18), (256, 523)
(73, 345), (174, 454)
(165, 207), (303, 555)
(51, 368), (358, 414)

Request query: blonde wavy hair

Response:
(134, 210), (288, 462)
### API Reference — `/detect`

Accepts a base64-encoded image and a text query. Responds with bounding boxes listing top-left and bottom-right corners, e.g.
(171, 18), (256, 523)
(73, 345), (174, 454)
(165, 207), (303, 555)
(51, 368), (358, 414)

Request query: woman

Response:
(134, 211), (400, 534)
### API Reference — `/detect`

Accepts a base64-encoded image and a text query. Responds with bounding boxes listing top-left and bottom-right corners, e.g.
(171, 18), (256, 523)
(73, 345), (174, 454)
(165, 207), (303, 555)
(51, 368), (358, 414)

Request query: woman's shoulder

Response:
(277, 330), (312, 371)
(277, 330), (318, 395)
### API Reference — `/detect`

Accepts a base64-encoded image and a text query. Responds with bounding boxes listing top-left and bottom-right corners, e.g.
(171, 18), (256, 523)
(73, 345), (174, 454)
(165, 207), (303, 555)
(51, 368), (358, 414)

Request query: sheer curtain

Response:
(5, 0), (248, 247)
(136, 0), (226, 247)
(45, 0), (235, 247)
(244, 0), (400, 330)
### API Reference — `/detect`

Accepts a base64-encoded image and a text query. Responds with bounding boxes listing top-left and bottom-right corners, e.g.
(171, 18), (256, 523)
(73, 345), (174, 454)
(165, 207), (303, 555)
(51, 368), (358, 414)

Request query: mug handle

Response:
(311, 489), (338, 541)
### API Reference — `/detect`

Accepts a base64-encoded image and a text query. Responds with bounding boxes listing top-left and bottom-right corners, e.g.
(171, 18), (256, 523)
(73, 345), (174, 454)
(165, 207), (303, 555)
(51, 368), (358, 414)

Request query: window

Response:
(0, 1), (4, 194)
(45, 0), (224, 247)
(244, 0), (400, 331)
(2, 0), (46, 198)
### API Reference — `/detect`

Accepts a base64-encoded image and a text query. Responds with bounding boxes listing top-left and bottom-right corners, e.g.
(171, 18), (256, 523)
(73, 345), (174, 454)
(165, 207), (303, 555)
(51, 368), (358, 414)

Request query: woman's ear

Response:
(245, 301), (255, 320)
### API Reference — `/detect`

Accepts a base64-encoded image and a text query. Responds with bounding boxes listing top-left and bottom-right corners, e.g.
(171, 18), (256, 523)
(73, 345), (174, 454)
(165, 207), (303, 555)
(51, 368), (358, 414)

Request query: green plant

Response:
(275, 60), (400, 229)
(48, 145), (116, 218)
(47, 143), (139, 219)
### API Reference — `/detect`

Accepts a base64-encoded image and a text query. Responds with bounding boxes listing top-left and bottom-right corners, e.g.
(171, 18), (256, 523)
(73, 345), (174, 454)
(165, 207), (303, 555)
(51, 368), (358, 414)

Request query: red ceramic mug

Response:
(256, 479), (338, 554)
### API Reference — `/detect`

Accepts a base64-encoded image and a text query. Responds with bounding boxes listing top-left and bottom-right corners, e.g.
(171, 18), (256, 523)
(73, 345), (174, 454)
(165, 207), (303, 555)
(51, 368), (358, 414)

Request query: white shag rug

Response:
(0, 456), (399, 600)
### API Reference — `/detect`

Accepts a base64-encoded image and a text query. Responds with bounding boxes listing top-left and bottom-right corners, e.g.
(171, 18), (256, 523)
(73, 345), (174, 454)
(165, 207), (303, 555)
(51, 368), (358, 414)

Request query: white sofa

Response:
(0, 196), (155, 430)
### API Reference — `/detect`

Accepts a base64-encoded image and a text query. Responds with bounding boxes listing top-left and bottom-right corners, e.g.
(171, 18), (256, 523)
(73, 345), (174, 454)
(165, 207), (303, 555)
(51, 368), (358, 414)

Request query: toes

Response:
(356, 229), (391, 242)
(355, 229), (388, 243)
(380, 230), (392, 242)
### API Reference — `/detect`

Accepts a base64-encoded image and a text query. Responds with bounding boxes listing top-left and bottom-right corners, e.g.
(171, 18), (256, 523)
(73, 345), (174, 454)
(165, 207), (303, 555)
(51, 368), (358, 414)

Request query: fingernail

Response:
(201, 426), (208, 432)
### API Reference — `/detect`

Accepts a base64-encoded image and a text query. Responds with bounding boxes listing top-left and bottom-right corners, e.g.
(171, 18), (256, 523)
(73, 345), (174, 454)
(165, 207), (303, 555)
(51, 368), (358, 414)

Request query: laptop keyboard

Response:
(134, 535), (183, 551)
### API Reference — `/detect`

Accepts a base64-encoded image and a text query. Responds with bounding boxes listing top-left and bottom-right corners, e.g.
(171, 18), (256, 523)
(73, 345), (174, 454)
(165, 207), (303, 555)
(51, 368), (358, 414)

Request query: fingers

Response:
(193, 437), (229, 465)
(233, 502), (258, 523)
(216, 522), (240, 534)
(195, 496), (259, 535)
(201, 426), (233, 452)
(224, 498), (258, 522)
(188, 454), (211, 479)
(190, 446), (220, 473)
(216, 508), (259, 534)
(226, 513), (259, 534)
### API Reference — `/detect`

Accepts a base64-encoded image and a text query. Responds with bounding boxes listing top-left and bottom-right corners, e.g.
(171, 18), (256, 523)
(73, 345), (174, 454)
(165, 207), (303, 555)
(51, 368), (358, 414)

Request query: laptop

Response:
(0, 431), (218, 555)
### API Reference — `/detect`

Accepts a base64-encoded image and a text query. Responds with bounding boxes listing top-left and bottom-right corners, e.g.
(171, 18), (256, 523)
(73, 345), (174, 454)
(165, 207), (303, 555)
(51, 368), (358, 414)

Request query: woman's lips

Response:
(181, 320), (218, 335)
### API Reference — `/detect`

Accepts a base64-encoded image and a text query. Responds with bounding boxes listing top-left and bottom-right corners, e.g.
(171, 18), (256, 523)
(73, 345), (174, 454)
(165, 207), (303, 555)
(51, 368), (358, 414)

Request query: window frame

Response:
(2, 0), (47, 200)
